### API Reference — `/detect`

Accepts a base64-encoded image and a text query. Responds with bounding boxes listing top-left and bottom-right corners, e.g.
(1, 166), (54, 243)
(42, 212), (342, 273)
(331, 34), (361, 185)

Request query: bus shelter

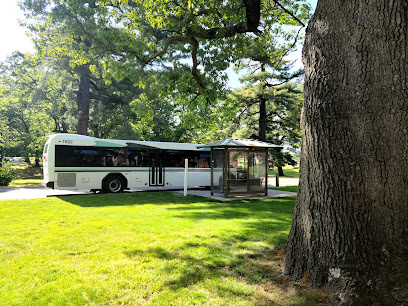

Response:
(202, 139), (280, 198)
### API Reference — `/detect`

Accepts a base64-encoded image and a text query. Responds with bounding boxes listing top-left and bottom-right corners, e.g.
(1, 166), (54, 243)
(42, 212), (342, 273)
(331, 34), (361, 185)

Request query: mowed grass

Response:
(0, 192), (322, 305)
(0, 163), (44, 187)
(270, 186), (298, 193)
(269, 166), (300, 178)
(8, 179), (43, 187)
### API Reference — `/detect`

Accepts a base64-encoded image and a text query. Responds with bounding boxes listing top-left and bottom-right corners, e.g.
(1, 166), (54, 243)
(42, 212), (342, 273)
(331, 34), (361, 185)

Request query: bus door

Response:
(149, 150), (165, 186)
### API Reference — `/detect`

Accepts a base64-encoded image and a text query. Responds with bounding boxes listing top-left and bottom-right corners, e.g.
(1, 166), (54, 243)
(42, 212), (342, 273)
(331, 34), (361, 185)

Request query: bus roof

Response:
(47, 134), (207, 151)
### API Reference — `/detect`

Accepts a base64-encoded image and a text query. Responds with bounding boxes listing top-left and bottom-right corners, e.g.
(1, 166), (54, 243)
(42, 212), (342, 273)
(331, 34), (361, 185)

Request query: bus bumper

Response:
(44, 181), (55, 189)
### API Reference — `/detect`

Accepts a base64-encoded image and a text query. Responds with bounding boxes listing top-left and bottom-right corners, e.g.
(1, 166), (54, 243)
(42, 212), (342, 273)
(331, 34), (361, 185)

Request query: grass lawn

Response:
(268, 166), (300, 178)
(269, 186), (298, 193)
(7, 179), (43, 187)
(0, 192), (322, 305)
(0, 163), (44, 187)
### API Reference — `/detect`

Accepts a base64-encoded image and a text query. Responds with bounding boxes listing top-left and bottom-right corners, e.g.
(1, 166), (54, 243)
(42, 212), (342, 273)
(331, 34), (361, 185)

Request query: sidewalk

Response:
(0, 186), (90, 200)
(268, 177), (299, 187)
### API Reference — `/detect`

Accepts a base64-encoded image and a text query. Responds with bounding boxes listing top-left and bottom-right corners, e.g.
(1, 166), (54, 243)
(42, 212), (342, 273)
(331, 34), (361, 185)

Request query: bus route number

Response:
(62, 140), (73, 144)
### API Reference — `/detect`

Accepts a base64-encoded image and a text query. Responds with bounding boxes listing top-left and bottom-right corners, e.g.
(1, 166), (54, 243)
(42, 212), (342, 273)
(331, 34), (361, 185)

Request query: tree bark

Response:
(283, 0), (408, 304)
(76, 64), (91, 135)
(258, 64), (267, 142)
(258, 97), (267, 142)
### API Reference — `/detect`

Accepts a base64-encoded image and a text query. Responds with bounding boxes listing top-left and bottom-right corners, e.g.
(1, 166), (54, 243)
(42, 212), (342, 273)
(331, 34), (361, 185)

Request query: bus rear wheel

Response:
(103, 175), (126, 193)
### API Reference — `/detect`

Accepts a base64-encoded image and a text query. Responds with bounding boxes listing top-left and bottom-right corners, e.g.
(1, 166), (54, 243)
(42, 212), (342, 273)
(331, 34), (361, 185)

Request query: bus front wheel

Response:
(103, 175), (126, 193)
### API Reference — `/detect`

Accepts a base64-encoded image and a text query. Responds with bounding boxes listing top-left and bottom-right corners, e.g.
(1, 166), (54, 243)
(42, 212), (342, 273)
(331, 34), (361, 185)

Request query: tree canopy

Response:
(20, 0), (310, 95)
(1, 0), (310, 161)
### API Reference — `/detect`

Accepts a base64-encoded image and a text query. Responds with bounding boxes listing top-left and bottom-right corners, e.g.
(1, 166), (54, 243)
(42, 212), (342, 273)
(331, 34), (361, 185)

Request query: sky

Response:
(0, 0), (318, 72)
(0, 1), (35, 60)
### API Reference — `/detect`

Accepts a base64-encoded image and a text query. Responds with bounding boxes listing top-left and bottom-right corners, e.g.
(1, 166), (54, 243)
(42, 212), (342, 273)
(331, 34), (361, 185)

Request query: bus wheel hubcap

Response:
(109, 180), (121, 192)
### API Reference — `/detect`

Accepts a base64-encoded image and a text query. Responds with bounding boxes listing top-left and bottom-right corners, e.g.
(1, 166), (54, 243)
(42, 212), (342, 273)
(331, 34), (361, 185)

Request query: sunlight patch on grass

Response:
(7, 179), (43, 187)
(269, 165), (300, 178)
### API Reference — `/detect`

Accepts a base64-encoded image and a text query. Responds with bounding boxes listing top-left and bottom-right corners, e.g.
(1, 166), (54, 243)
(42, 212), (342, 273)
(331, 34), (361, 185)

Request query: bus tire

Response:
(102, 175), (126, 193)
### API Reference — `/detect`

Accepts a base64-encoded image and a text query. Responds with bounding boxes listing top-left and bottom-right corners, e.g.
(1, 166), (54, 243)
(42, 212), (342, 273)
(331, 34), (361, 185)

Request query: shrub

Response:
(0, 162), (17, 186)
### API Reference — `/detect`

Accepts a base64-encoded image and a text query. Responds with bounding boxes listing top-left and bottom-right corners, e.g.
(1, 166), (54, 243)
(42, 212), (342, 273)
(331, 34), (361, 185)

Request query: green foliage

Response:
(0, 162), (43, 187)
(213, 34), (304, 168)
(0, 162), (17, 186)
(20, 0), (311, 112)
(8, 0), (311, 146)
(0, 53), (58, 159)
(0, 192), (323, 305)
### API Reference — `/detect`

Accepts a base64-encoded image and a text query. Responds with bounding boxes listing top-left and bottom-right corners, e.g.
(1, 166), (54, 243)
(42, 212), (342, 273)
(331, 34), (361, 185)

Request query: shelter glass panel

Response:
(248, 151), (267, 192)
(212, 149), (224, 193)
(228, 150), (248, 193)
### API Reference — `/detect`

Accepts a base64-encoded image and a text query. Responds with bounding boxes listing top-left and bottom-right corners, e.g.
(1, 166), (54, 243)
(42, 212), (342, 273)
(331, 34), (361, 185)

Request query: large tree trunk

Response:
(283, 0), (408, 304)
(277, 165), (284, 177)
(76, 64), (91, 135)
(258, 97), (267, 142)
(258, 64), (267, 142)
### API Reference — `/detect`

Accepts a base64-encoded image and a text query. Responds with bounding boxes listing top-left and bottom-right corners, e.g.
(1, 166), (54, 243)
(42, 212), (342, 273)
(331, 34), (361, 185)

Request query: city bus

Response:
(43, 134), (211, 193)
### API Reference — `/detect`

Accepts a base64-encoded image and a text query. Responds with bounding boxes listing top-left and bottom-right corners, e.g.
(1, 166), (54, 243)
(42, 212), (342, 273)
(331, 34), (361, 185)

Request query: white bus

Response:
(43, 134), (211, 193)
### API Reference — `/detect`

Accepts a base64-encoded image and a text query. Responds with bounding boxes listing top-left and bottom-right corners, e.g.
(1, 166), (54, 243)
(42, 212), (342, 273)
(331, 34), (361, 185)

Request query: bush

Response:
(0, 162), (17, 186)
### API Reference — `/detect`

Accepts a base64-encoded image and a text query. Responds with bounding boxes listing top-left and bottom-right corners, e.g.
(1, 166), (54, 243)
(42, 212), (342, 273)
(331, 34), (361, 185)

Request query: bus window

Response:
(198, 153), (210, 168)
(103, 148), (128, 167)
(166, 151), (185, 167)
(56, 146), (131, 167)
(128, 150), (149, 167)
(116, 149), (128, 166)
(74, 148), (101, 167)
(165, 151), (209, 168)
(55, 145), (75, 167)
(56, 146), (101, 167)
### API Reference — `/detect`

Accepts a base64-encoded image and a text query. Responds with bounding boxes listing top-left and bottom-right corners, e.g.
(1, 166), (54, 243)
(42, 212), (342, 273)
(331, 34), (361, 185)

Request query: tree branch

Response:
(188, 93), (200, 104)
(89, 93), (103, 100)
(272, 0), (305, 27)
(144, 36), (189, 64)
(142, 0), (263, 89)
(273, 25), (304, 70)
(188, 37), (205, 89)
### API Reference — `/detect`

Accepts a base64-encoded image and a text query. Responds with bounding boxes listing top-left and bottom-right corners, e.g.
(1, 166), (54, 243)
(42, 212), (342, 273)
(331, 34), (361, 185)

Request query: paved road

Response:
(0, 186), (193, 200)
(269, 177), (299, 187)
(0, 187), (91, 200)
(0, 177), (299, 200)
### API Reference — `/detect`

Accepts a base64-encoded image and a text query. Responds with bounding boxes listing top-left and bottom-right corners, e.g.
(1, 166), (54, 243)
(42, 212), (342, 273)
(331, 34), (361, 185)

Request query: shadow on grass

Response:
(118, 194), (320, 303)
(55, 191), (216, 207)
(54, 191), (320, 304)
(124, 246), (179, 260)
(167, 197), (294, 220)
(123, 239), (322, 304)
(60, 192), (295, 248)
(15, 166), (43, 179)
(56, 190), (295, 209)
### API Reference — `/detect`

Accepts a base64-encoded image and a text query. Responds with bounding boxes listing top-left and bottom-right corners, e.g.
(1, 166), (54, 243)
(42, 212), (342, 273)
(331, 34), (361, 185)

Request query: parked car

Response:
(4, 157), (25, 163)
